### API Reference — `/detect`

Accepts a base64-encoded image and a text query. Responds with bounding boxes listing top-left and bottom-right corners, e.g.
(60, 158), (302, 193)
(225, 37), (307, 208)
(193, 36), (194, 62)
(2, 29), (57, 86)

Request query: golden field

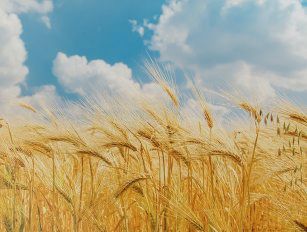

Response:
(0, 64), (306, 231)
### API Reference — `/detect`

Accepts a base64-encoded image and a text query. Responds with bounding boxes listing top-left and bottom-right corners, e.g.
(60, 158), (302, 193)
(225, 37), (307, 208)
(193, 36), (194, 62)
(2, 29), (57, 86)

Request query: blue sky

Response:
(0, 0), (306, 115)
(20, 0), (164, 97)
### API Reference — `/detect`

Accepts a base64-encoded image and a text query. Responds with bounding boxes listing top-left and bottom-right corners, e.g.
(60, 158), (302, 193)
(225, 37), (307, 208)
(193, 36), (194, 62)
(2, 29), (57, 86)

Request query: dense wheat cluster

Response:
(0, 65), (306, 231)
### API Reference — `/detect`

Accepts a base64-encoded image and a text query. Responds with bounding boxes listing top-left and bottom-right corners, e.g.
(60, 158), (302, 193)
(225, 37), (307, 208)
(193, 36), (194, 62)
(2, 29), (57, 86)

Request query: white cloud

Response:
(53, 52), (140, 96)
(0, 8), (28, 103)
(147, 0), (307, 100)
(199, 61), (276, 101)
(129, 19), (145, 37)
(3, 0), (54, 28)
(0, 0), (53, 14)
(52, 52), (165, 101)
(21, 85), (59, 108)
(0, 0), (54, 116)
(41, 15), (51, 29)
(184, 98), (230, 123)
(2, 85), (60, 123)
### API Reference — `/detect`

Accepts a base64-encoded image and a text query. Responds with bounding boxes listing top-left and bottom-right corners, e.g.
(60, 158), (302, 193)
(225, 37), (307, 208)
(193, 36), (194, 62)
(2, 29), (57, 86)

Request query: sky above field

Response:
(0, 0), (307, 115)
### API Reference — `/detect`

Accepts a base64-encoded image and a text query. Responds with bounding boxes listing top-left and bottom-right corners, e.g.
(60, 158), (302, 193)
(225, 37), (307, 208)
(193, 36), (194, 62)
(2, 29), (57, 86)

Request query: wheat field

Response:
(0, 64), (306, 231)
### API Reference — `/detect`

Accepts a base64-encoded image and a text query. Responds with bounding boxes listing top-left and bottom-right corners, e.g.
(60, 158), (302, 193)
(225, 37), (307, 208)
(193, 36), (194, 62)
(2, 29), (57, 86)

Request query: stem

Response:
(179, 160), (182, 191)
(158, 151), (161, 230)
(202, 159), (206, 214)
(12, 165), (16, 231)
(244, 125), (260, 229)
(52, 156), (56, 232)
(29, 157), (35, 231)
(188, 162), (192, 205)
(208, 156), (213, 201)
(208, 129), (214, 203)
(88, 157), (94, 204)
(167, 154), (173, 187)
(162, 152), (166, 186)
(78, 156), (84, 230)
(247, 126), (259, 205)
(115, 152), (129, 232)
(162, 151), (167, 231)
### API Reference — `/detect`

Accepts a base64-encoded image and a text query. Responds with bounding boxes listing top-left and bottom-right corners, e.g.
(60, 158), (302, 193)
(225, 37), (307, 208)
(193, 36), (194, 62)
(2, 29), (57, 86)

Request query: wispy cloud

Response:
(129, 19), (145, 37)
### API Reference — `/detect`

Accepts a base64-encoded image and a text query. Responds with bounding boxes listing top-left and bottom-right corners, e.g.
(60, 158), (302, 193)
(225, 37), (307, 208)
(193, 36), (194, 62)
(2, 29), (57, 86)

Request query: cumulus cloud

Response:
(0, 0), (53, 28)
(0, 8), (28, 107)
(52, 52), (165, 100)
(21, 85), (60, 108)
(146, 0), (307, 101)
(0, 0), (53, 14)
(53, 52), (140, 96)
(0, 0), (54, 116)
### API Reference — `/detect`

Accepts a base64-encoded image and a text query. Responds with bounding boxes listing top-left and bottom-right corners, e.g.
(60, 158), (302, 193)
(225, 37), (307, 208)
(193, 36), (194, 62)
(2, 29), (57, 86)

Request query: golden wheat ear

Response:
(144, 58), (179, 107)
(190, 81), (214, 129)
(18, 102), (37, 113)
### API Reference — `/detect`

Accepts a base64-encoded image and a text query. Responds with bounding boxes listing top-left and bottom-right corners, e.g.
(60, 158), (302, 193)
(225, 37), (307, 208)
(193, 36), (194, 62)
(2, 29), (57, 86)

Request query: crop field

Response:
(0, 65), (306, 231)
